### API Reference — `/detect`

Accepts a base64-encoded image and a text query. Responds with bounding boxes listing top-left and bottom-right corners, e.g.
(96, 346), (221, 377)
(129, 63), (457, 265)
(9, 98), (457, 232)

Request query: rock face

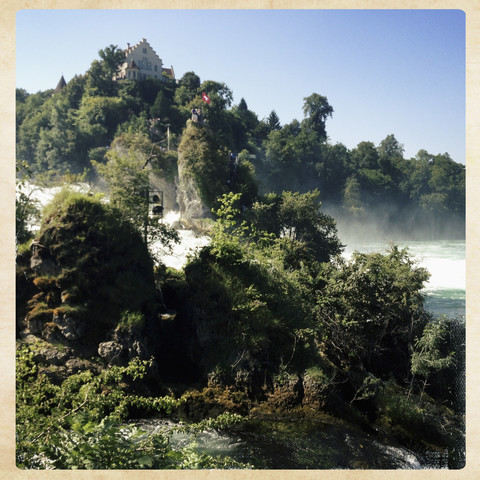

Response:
(98, 341), (124, 364)
(176, 159), (211, 223)
(20, 192), (161, 359)
(98, 326), (151, 367)
(52, 311), (86, 340)
(176, 121), (229, 225)
(30, 242), (60, 276)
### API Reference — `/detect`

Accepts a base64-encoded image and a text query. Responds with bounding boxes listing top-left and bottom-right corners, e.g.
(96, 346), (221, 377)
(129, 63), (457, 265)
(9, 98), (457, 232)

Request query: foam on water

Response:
(153, 211), (210, 270)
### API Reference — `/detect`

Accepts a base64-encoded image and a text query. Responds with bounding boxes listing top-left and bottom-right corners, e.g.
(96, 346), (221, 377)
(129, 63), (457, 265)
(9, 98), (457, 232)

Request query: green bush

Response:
(16, 341), (249, 470)
(117, 310), (145, 332)
(25, 190), (159, 341)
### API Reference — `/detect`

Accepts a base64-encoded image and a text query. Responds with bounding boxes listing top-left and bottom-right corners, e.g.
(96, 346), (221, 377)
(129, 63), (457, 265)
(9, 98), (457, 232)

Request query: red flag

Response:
(202, 92), (211, 104)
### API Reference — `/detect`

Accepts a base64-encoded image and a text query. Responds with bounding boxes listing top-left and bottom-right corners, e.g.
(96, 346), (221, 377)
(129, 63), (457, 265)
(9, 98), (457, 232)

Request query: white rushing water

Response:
(17, 182), (91, 233)
(18, 183), (211, 270)
(343, 240), (465, 293)
(153, 211), (210, 270)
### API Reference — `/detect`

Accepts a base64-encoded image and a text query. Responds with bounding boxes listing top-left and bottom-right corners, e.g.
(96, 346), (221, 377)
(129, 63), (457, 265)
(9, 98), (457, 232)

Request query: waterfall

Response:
(153, 211), (210, 269)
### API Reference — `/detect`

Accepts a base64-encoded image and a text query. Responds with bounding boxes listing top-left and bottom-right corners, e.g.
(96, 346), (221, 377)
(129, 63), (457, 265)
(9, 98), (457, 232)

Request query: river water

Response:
(134, 417), (431, 469)
(343, 240), (466, 321)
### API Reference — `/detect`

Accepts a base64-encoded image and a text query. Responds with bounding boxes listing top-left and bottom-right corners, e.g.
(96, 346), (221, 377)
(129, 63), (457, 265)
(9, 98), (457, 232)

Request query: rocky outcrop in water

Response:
(176, 121), (229, 225)
(17, 192), (162, 361)
(176, 167), (211, 223)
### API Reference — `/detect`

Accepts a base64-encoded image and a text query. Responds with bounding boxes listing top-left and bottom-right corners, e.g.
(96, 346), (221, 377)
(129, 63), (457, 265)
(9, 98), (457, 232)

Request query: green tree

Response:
(98, 44), (126, 80)
(267, 110), (281, 131)
(351, 141), (379, 170)
(75, 95), (129, 150)
(317, 246), (430, 378)
(93, 133), (179, 251)
(315, 142), (350, 202)
(276, 190), (343, 263)
(151, 90), (170, 120)
(16, 161), (40, 245)
(34, 95), (81, 172)
(251, 190), (343, 265)
(343, 175), (365, 218)
(410, 319), (455, 400)
(229, 99), (260, 152)
(85, 45), (124, 97)
(177, 121), (230, 208)
(301, 93), (333, 139)
(377, 133), (404, 160)
(62, 74), (87, 110)
(376, 134), (405, 187)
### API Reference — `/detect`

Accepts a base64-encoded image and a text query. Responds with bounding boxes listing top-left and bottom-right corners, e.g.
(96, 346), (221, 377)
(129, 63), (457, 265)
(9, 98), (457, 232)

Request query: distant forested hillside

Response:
(16, 44), (465, 238)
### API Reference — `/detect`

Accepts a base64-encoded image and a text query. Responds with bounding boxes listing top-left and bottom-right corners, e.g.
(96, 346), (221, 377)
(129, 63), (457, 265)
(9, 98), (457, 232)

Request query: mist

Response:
(324, 202), (466, 247)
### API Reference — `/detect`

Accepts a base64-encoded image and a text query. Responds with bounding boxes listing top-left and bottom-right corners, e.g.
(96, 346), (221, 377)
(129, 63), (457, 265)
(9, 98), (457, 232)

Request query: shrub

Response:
(117, 310), (145, 332)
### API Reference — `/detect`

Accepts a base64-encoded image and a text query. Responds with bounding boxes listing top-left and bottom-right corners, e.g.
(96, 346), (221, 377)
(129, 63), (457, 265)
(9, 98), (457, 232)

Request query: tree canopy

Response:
(15, 43), (465, 239)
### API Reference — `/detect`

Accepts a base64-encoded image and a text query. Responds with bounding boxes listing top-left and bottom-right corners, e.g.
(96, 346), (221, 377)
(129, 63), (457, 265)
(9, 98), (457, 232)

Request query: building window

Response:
(154, 65), (158, 72)
(140, 57), (152, 70)
(133, 71), (136, 79)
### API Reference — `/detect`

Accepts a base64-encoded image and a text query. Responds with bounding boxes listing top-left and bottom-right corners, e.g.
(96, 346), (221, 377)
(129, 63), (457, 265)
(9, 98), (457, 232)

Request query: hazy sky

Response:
(16, 9), (465, 163)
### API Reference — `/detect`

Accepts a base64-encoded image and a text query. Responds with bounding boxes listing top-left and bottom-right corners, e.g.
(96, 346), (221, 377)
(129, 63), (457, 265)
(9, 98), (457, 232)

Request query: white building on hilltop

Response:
(115, 38), (175, 82)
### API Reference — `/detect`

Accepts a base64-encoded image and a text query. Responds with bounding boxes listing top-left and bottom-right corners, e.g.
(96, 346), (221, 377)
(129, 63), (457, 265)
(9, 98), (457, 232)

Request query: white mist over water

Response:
(154, 211), (210, 270)
(344, 240), (465, 293)
(18, 182), (91, 233)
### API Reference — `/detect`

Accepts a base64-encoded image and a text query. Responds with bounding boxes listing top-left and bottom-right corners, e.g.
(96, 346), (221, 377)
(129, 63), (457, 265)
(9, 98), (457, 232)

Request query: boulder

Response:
(53, 312), (86, 341)
(98, 341), (124, 363)
(30, 242), (60, 276)
(32, 345), (72, 366)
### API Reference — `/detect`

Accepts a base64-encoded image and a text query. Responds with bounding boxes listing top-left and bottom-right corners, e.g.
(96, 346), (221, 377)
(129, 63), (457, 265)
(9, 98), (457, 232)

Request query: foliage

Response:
(267, 110), (281, 131)
(16, 343), (248, 469)
(30, 190), (159, 340)
(177, 121), (230, 207)
(15, 40), (464, 239)
(411, 319), (455, 378)
(301, 93), (333, 139)
(315, 246), (430, 377)
(117, 310), (146, 332)
(93, 132), (180, 254)
(249, 190), (343, 265)
(16, 161), (40, 244)
(410, 317), (456, 399)
(179, 191), (343, 381)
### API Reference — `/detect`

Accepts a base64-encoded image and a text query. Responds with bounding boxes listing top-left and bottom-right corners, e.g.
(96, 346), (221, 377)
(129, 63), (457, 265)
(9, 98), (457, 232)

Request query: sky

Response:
(15, 9), (466, 164)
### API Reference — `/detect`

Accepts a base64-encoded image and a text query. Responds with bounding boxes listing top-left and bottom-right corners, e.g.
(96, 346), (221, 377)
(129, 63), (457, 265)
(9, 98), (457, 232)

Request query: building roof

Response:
(53, 75), (67, 94)
(162, 66), (175, 78)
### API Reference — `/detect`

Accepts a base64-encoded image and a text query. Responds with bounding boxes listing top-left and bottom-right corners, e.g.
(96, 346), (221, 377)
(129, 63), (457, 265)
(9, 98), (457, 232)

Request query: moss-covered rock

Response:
(21, 191), (160, 353)
(177, 121), (229, 220)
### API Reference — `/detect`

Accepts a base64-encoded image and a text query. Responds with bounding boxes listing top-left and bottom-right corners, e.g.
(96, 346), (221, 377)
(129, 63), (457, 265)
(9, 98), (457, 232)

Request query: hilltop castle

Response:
(114, 38), (175, 82)
(53, 38), (175, 92)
